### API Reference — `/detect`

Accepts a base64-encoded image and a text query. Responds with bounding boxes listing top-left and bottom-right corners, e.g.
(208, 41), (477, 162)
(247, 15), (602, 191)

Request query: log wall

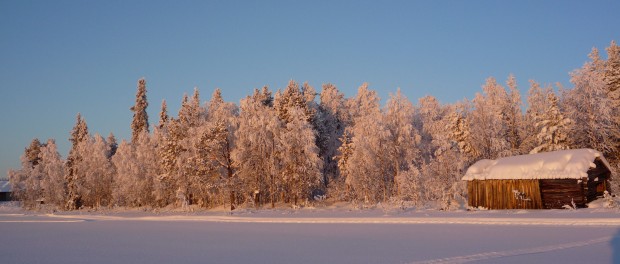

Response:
(467, 179), (543, 209)
(539, 179), (586, 209)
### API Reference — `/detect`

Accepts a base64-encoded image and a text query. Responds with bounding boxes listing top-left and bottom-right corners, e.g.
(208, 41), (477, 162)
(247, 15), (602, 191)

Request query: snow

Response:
(2, 203), (620, 264)
(0, 180), (10, 192)
(462, 148), (610, 181)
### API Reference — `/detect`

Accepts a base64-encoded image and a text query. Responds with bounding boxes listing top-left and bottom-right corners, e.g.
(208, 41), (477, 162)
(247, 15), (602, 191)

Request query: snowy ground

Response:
(1, 203), (620, 264)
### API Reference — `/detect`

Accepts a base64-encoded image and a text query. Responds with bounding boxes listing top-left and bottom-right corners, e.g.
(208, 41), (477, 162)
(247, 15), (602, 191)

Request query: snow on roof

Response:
(0, 180), (10, 192)
(462, 149), (610, 181)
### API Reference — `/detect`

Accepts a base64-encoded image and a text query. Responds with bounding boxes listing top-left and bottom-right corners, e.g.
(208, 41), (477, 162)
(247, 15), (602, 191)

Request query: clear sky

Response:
(1, 0), (619, 178)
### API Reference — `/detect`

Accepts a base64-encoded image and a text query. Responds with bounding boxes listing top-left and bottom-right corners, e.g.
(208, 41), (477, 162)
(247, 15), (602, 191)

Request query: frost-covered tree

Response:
(65, 113), (89, 210)
(277, 107), (323, 205)
(504, 74), (524, 155)
(39, 139), (66, 207)
(158, 99), (169, 130)
(112, 132), (157, 207)
(203, 88), (239, 209)
(469, 77), (511, 159)
(564, 47), (616, 155)
(340, 83), (392, 203)
(417, 97), (466, 204)
(130, 78), (149, 143)
(521, 80), (551, 153)
(448, 102), (478, 159)
(75, 134), (115, 208)
(8, 139), (46, 207)
(605, 41), (620, 105)
(106, 133), (118, 159)
(603, 41), (620, 156)
(318, 83), (348, 186)
(530, 92), (572, 154)
(274, 80), (312, 123)
(383, 89), (419, 198)
(233, 89), (281, 207)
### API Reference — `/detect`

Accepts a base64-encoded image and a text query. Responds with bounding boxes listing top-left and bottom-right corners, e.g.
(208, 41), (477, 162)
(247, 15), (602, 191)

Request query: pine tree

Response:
(8, 139), (46, 207)
(130, 78), (149, 143)
(530, 92), (572, 154)
(274, 80), (311, 123)
(106, 133), (118, 159)
(24, 138), (44, 167)
(158, 99), (169, 130)
(65, 113), (89, 210)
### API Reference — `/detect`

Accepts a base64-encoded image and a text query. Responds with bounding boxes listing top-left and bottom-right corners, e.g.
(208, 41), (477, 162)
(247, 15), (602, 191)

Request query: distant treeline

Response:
(8, 41), (620, 211)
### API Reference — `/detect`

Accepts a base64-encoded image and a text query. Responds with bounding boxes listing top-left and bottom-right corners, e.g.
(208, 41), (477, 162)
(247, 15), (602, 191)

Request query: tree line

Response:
(8, 41), (620, 210)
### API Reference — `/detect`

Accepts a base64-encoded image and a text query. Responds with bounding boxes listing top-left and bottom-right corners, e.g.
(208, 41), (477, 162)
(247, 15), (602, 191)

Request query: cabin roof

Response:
(0, 180), (10, 192)
(462, 149), (611, 181)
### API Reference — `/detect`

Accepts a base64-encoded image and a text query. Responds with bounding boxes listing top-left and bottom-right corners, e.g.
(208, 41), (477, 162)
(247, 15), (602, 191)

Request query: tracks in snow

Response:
(409, 236), (611, 264)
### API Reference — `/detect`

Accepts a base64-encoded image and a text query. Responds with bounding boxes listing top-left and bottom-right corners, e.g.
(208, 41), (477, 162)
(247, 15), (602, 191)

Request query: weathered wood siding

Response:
(539, 179), (586, 209)
(467, 180), (543, 209)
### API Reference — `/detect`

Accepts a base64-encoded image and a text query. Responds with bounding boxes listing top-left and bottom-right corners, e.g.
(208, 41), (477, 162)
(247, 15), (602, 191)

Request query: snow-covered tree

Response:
(530, 92), (572, 154)
(112, 132), (158, 207)
(383, 89), (420, 198)
(340, 83), (391, 203)
(274, 80), (312, 123)
(65, 113), (89, 210)
(318, 83), (348, 187)
(469, 77), (511, 159)
(277, 107), (323, 205)
(448, 102), (478, 159)
(75, 134), (115, 208)
(203, 88), (239, 209)
(603, 41), (620, 157)
(158, 99), (169, 130)
(130, 78), (149, 143)
(8, 139), (45, 207)
(564, 47), (616, 155)
(233, 89), (281, 207)
(504, 74), (524, 155)
(38, 139), (66, 207)
(521, 80), (551, 153)
(417, 97), (466, 204)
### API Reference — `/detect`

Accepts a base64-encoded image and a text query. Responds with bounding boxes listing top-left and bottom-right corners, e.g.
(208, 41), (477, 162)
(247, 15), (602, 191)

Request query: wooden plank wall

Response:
(467, 180), (543, 209)
(539, 179), (586, 209)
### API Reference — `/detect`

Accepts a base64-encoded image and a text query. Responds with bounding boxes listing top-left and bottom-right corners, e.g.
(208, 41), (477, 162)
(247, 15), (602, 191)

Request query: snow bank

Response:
(462, 149), (610, 181)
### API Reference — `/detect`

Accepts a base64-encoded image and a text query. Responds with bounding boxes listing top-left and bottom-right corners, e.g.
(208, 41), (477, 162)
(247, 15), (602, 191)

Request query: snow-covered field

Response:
(1, 203), (620, 264)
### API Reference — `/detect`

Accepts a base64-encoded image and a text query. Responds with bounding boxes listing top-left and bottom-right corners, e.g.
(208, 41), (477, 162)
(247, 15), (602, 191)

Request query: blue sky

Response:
(1, 0), (619, 177)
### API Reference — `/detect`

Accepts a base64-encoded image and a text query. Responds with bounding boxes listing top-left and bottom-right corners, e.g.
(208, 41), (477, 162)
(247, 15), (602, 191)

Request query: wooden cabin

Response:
(0, 180), (12, 201)
(462, 149), (612, 209)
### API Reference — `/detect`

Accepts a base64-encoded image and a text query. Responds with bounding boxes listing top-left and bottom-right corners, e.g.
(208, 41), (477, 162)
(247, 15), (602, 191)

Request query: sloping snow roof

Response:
(0, 180), (11, 192)
(462, 149), (610, 181)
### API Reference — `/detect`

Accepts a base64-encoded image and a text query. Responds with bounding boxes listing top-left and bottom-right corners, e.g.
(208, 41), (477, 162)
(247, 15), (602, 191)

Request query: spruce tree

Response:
(159, 99), (169, 130)
(530, 93), (572, 154)
(65, 113), (89, 210)
(130, 78), (149, 143)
